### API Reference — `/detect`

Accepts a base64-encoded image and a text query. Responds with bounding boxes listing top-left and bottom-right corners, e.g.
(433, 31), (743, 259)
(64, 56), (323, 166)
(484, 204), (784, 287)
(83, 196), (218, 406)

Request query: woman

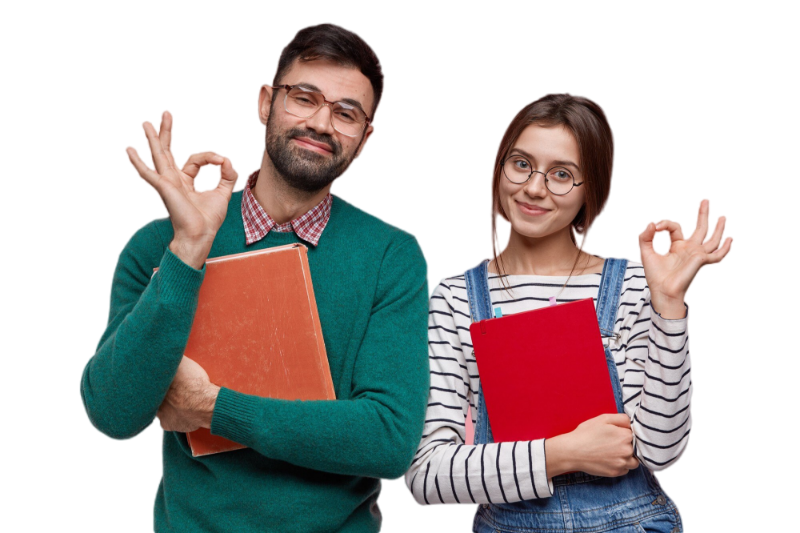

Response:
(405, 94), (731, 532)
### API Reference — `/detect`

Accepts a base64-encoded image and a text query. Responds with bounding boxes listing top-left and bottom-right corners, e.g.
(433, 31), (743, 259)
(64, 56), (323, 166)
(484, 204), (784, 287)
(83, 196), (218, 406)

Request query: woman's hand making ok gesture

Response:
(638, 200), (732, 319)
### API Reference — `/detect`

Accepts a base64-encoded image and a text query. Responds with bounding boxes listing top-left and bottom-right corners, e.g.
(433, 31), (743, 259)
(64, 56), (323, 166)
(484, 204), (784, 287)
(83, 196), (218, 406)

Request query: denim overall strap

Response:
(596, 258), (628, 414)
(596, 258), (628, 338)
(464, 260), (493, 323)
(464, 260), (495, 444)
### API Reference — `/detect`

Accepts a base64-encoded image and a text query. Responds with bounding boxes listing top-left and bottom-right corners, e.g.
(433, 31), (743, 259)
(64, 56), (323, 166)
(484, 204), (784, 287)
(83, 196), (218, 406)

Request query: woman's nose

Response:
(523, 170), (548, 197)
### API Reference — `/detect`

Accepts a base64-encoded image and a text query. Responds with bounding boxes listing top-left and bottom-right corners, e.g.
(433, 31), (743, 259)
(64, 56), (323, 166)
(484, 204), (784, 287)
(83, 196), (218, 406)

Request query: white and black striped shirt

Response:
(405, 262), (691, 505)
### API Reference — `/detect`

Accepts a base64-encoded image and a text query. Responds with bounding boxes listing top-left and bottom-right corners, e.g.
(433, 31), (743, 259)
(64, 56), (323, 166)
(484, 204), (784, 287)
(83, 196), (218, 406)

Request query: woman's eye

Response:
(514, 160), (529, 170)
(552, 169), (571, 181)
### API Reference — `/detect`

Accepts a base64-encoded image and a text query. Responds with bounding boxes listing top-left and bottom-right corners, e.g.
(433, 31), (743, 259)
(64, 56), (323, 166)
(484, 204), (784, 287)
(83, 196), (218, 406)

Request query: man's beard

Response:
(265, 109), (358, 193)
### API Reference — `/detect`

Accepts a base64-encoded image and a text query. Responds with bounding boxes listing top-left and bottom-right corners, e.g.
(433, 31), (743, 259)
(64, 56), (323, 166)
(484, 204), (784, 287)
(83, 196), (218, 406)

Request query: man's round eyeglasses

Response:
(272, 84), (371, 138)
(502, 154), (584, 196)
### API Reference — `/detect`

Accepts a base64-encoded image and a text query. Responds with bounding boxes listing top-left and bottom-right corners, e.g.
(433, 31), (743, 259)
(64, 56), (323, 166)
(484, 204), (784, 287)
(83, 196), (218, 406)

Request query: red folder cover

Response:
(469, 298), (617, 443)
(158, 243), (335, 457)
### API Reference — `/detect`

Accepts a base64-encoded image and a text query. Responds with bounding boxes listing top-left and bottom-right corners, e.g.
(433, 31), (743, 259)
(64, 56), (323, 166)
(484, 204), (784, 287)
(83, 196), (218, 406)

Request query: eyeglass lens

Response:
(284, 86), (367, 137)
(503, 155), (576, 195)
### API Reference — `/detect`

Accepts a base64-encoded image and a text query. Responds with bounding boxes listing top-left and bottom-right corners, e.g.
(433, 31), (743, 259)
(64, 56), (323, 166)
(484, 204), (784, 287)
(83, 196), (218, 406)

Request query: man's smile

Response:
(292, 136), (334, 155)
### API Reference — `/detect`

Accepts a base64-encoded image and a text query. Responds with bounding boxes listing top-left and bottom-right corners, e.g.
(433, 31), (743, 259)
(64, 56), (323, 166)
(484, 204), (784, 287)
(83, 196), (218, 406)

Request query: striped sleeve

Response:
(615, 265), (692, 471)
(404, 281), (553, 505)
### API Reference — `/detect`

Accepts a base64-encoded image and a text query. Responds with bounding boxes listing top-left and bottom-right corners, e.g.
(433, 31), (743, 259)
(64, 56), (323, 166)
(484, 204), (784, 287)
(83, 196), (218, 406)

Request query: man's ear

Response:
(258, 85), (274, 125)
(354, 124), (374, 158)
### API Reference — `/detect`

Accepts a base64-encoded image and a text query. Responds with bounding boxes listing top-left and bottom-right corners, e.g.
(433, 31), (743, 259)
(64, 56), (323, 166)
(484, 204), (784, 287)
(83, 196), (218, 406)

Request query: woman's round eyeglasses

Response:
(502, 154), (583, 196)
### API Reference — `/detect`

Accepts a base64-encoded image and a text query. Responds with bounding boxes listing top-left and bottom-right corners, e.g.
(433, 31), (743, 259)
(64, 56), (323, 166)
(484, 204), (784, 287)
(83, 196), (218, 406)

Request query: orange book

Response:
(162, 243), (335, 457)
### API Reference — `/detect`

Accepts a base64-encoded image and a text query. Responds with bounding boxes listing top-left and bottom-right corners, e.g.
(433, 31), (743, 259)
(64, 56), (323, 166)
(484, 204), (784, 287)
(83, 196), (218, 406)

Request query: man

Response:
(81, 24), (429, 533)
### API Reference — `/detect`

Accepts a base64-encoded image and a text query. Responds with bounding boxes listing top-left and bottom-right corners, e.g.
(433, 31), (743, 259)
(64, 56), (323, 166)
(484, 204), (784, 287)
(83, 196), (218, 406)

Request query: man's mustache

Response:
(287, 128), (341, 156)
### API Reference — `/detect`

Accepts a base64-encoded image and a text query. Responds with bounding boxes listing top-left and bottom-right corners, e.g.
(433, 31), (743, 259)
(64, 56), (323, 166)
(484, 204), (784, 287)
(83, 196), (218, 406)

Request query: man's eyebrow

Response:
(295, 83), (367, 115)
(509, 148), (580, 171)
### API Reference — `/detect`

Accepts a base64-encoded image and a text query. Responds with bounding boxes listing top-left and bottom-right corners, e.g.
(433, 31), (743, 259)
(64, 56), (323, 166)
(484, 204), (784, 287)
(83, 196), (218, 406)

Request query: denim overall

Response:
(465, 259), (682, 533)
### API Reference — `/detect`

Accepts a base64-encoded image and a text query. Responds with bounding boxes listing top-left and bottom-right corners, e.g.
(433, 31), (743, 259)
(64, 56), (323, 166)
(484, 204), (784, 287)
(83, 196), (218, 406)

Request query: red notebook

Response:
(469, 298), (617, 442)
(157, 243), (335, 457)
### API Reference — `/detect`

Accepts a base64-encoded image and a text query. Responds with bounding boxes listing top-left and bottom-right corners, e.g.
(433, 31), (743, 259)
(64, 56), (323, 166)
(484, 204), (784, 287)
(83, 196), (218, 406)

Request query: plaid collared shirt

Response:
(241, 171), (332, 246)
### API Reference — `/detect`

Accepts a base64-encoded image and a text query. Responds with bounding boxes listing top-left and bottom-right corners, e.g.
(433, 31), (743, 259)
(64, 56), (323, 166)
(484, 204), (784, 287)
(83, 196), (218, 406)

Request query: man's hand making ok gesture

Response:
(127, 111), (238, 269)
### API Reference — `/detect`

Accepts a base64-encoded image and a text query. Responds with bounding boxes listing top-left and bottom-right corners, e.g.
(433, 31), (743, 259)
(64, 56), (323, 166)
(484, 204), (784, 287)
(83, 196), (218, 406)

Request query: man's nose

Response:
(305, 104), (337, 136)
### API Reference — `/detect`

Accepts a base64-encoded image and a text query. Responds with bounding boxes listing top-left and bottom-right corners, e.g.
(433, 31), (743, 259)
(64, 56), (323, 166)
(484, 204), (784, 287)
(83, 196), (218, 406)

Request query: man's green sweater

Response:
(81, 192), (430, 532)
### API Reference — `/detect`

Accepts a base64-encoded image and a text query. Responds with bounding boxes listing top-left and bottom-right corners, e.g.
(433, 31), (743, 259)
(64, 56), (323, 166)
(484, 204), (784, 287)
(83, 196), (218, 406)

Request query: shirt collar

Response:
(241, 171), (332, 247)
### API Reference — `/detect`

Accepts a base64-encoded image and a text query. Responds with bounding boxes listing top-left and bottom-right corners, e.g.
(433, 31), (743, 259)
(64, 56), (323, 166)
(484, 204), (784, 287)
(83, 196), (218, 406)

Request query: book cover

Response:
(469, 298), (617, 442)
(167, 243), (335, 456)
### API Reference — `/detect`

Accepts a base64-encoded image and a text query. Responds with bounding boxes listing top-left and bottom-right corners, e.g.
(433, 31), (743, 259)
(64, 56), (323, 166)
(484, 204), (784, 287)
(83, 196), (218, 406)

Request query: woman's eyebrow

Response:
(509, 148), (581, 171)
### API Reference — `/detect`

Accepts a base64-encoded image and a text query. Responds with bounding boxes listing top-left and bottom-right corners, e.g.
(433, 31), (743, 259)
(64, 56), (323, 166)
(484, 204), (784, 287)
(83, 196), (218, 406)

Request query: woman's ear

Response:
(572, 204), (587, 232)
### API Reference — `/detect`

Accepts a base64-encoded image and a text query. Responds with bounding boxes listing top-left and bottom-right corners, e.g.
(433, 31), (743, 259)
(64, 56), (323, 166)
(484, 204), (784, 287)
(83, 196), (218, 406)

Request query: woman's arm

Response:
(615, 270), (692, 470)
(625, 200), (731, 469)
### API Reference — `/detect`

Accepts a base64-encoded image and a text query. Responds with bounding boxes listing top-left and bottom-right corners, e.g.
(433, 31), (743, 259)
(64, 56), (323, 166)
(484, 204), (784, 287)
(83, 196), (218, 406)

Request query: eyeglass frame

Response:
(500, 155), (584, 196)
(271, 84), (372, 138)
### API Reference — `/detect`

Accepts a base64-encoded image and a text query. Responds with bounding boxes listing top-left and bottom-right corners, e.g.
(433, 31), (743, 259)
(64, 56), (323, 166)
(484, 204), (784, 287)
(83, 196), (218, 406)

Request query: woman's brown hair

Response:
(492, 94), (614, 279)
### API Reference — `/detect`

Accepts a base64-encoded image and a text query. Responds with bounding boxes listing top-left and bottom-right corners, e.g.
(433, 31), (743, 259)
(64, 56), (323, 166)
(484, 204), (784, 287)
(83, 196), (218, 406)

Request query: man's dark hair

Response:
(273, 24), (384, 116)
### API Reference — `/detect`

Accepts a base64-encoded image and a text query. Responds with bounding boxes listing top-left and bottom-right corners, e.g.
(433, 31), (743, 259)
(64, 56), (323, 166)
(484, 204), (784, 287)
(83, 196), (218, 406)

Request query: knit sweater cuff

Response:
(156, 248), (205, 307)
(210, 387), (259, 446)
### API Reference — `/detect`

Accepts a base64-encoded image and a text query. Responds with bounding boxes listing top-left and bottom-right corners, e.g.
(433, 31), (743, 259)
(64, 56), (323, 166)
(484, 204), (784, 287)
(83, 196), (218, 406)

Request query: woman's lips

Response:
(516, 200), (551, 216)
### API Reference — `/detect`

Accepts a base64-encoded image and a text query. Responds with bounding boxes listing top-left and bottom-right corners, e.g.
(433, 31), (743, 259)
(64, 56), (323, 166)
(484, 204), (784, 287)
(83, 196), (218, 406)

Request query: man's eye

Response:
(294, 96), (316, 106)
(335, 111), (356, 123)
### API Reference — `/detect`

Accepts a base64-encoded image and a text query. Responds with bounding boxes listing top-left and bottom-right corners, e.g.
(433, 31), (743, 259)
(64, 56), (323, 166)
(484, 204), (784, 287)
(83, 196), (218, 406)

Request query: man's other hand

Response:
(157, 356), (220, 433)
